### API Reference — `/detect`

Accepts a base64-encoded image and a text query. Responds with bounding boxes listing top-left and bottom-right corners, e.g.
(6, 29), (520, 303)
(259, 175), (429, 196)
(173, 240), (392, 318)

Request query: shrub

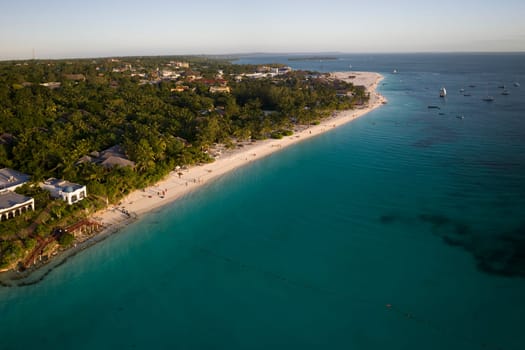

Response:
(58, 232), (75, 247)
(270, 129), (293, 139)
(36, 225), (50, 238)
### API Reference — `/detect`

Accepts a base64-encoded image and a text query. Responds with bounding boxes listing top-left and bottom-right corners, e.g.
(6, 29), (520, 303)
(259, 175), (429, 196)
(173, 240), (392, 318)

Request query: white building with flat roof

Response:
(41, 178), (87, 205)
(0, 168), (30, 192)
(0, 191), (34, 221)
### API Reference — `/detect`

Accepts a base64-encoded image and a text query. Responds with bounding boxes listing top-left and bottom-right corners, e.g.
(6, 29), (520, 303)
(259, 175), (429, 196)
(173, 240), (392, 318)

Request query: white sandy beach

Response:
(95, 71), (386, 229)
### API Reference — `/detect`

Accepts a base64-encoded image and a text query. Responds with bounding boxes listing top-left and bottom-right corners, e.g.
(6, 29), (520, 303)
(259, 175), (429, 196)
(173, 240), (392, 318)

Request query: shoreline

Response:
(101, 71), (386, 217)
(0, 71), (385, 287)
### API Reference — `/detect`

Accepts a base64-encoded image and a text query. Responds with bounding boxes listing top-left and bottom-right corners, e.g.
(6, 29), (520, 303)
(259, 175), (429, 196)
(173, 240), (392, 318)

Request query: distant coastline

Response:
(0, 71), (385, 287)
(288, 56), (338, 61)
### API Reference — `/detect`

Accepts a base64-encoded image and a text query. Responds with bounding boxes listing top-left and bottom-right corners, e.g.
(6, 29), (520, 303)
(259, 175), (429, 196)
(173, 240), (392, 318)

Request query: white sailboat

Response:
(439, 87), (447, 97)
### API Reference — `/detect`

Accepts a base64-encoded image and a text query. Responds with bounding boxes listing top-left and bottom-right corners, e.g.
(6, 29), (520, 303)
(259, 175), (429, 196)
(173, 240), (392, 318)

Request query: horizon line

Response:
(2, 50), (525, 62)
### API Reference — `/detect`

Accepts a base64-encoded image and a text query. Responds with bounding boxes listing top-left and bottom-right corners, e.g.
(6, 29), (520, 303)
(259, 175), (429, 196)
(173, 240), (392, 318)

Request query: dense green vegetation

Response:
(0, 56), (367, 270)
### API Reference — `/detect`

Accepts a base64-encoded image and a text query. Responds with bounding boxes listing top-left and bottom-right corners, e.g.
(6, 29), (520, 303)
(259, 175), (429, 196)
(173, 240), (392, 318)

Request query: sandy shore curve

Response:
(99, 71), (386, 225)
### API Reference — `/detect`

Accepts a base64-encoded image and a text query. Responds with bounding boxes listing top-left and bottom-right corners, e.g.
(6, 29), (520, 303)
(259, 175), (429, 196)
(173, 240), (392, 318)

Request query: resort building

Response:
(0, 168), (31, 192)
(0, 191), (34, 221)
(171, 86), (189, 93)
(40, 82), (61, 89)
(209, 86), (231, 94)
(77, 145), (136, 169)
(41, 178), (87, 205)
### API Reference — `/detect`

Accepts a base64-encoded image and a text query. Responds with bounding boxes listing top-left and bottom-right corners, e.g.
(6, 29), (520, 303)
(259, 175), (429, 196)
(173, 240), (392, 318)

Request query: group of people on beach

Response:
(117, 207), (131, 218)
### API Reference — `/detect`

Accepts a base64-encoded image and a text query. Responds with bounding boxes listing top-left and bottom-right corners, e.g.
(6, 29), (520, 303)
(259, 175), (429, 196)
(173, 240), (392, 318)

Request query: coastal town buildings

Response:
(161, 70), (180, 79)
(41, 178), (87, 205)
(241, 66), (292, 80)
(169, 61), (190, 69)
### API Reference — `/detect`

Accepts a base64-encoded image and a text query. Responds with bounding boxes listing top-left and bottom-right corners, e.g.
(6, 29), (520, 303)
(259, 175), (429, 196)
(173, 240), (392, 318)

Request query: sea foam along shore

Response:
(0, 71), (385, 286)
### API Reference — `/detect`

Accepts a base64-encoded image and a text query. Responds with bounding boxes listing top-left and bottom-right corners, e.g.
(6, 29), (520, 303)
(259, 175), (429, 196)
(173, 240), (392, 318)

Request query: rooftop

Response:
(101, 156), (136, 168)
(0, 168), (30, 191)
(77, 145), (136, 168)
(0, 191), (33, 210)
(43, 178), (84, 192)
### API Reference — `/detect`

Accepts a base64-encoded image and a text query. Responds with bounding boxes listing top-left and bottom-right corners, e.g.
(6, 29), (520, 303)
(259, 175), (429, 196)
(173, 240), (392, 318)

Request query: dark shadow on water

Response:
(379, 212), (525, 277)
(411, 124), (458, 148)
(379, 214), (399, 224)
(473, 224), (525, 277)
(418, 213), (452, 228)
(441, 235), (465, 247)
(421, 214), (525, 278)
(418, 214), (470, 236)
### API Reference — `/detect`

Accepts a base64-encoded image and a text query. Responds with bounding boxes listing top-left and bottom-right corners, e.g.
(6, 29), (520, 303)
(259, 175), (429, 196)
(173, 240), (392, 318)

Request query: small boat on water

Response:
(428, 105), (441, 109)
(514, 82), (521, 87)
(502, 90), (510, 95)
(483, 84), (494, 101)
(456, 115), (464, 119)
(440, 87), (447, 97)
(463, 93), (472, 96)
(459, 88), (465, 93)
(393, 69), (398, 74)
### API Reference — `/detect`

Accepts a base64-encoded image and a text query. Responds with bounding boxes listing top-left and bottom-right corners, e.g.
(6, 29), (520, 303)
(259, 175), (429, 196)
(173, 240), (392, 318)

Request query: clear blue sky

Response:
(1, 0), (524, 59)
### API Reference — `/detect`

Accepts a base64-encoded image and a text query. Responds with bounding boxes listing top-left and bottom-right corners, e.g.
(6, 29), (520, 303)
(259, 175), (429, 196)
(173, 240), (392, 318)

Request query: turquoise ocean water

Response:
(1, 54), (525, 349)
